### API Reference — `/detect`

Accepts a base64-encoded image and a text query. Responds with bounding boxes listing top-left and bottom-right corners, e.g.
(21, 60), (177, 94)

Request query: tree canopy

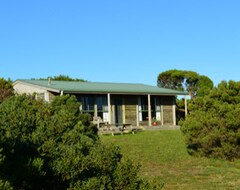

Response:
(40, 74), (86, 82)
(181, 80), (240, 160)
(0, 78), (14, 104)
(0, 95), (159, 189)
(157, 69), (214, 100)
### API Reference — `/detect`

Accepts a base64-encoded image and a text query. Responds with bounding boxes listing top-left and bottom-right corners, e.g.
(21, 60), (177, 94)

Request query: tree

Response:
(184, 71), (199, 99)
(0, 95), (159, 189)
(0, 95), (42, 189)
(40, 75), (86, 82)
(157, 70), (214, 100)
(157, 69), (185, 91)
(157, 70), (214, 124)
(195, 75), (214, 97)
(0, 78), (14, 104)
(181, 80), (240, 160)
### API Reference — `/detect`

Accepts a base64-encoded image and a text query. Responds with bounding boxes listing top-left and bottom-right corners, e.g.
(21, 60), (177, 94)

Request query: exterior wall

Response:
(14, 82), (58, 102)
(113, 95), (176, 126)
(14, 82), (47, 95)
(124, 95), (137, 126)
(161, 96), (174, 125)
(110, 95), (173, 126)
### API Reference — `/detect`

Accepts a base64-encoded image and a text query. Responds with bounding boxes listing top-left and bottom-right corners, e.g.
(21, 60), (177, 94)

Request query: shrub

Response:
(0, 95), (153, 189)
(0, 78), (14, 104)
(181, 81), (240, 160)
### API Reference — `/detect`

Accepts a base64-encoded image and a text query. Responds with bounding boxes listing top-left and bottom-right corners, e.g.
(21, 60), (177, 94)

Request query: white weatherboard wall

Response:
(14, 82), (50, 101)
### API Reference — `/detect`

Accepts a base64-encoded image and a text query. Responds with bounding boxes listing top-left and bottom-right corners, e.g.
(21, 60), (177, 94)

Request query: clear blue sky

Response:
(1, 0), (239, 86)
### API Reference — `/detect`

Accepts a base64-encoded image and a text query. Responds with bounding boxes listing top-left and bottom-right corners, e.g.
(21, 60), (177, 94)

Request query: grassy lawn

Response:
(101, 130), (240, 190)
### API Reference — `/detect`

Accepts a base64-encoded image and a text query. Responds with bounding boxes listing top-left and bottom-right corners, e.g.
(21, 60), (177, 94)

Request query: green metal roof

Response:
(15, 79), (188, 95)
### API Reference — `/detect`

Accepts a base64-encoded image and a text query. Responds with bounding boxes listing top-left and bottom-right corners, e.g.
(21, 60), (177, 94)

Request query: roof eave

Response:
(63, 90), (187, 96)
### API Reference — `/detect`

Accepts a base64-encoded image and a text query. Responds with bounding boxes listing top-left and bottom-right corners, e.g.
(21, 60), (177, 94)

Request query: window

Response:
(139, 96), (161, 122)
(139, 96), (148, 121)
(35, 93), (45, 100)
(153, 97), (161, 121)
(96, 96), (108, 119)
(82, 96), (94, 117)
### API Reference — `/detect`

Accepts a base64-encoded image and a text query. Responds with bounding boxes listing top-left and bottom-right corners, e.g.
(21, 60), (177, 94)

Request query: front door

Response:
(114, 99), (123, 125)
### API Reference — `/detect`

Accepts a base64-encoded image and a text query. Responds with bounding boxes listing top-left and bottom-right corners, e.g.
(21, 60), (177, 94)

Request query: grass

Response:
(101, 130), (240, 190)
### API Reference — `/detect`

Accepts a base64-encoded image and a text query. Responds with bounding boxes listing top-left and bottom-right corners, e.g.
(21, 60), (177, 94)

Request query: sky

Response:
(0, 0), (240, 86)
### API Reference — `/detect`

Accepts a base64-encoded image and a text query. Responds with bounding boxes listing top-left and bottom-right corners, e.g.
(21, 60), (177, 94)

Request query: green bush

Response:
(0, 95), (153, 189)
(0, 180), (13, 190)
(181, 81), (240, 160)
(0, 78), (14, 104)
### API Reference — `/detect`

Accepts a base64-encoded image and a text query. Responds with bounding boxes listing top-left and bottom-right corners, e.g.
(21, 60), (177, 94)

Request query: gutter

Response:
(62, 91), (188, 96)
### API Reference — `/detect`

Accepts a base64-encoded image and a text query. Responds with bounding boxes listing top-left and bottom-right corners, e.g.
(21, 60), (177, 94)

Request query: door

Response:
(114, 99), (123, 125)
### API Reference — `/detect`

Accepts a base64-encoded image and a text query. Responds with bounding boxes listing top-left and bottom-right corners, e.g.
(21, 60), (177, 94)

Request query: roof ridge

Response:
(14, 79), (188, 95)
(19, 79), (147, 85)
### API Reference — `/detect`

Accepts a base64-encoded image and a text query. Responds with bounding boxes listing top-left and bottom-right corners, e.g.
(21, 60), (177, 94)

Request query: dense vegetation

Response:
(1, 71), (240, 189)
(157, 69), (214, 123)
(0, 95), (155, 189)
(181, 80), (240, 160)
(157, 70), (240, 160)
(157, 69), (213, 100)
(0, 78), (14, 104)
(40, 74), (86, 82)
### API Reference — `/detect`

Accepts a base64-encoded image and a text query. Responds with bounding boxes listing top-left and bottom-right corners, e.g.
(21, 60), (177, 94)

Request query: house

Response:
(13, 79), (188, 127)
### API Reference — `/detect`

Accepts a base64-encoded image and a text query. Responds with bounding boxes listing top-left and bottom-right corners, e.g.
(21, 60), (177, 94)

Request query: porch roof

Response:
(15, 79), (188, 95)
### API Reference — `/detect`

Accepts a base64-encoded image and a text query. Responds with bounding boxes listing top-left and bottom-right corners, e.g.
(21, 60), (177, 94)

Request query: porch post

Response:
(44, 92), (49, 102)
(136, 96), (140, 127)
(173, 96), (176, 126)
(161, 97), (164, 126)
(107, 93), (111, 124)
(185, 95), (188, 117)
(148, 94), (151, 127)
(94, 97), (98, 118)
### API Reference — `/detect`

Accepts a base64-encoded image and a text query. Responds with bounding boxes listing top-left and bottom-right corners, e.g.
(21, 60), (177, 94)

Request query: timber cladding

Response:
(161, 96), (174, 125)
(124, 95), (137, 126)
